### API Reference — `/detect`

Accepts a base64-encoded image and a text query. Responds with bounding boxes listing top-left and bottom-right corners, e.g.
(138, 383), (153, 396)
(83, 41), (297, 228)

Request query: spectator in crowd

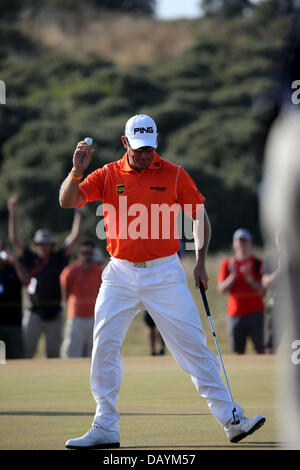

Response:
(217, 228), (265, 355)
(7, 194), (82, 358)
(93, 246), (105, 265)
(0, 242), (30, 359)
(60, 240), (103, 358)
(143, 311), (165, 356)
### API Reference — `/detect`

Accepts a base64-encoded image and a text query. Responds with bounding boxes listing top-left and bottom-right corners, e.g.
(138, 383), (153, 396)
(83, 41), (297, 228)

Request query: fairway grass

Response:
(0, 355), (278, 450)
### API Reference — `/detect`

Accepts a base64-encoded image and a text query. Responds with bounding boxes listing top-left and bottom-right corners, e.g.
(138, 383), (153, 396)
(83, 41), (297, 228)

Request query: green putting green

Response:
(0, 354), (278, 450)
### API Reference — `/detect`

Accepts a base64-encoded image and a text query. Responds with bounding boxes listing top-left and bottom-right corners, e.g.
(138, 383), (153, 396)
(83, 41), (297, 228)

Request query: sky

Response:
(155, 0), (201, 20)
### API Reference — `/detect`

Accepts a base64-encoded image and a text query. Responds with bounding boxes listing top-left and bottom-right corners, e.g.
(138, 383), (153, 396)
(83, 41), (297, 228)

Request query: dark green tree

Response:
(0, 0), (21, 18)
(200, 0), (253, 17)
(255, 0), (300, 18)
(93, 0), (156, 14)
(0, 0), (157, 18)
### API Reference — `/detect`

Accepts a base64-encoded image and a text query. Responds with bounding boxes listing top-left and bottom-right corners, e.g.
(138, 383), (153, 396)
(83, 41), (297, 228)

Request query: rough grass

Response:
(0, 355), (278, 450)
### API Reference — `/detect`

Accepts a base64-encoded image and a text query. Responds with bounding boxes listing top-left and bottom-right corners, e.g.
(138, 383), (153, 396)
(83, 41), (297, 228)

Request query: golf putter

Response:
(199, 281), (239, 424)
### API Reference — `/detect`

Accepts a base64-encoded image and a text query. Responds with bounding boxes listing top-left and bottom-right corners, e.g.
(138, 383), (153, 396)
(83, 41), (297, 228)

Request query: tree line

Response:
(0, 0), (297, 252)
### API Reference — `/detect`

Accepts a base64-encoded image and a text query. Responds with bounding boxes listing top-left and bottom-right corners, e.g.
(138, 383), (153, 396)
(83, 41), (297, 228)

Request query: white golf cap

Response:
(233, 228), (252, 241)
(125, 114), (158, 150)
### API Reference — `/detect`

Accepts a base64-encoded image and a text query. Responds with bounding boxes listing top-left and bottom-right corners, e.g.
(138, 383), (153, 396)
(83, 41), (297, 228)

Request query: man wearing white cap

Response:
(218, 228), (265, 354)
(59, 115), (265, 448)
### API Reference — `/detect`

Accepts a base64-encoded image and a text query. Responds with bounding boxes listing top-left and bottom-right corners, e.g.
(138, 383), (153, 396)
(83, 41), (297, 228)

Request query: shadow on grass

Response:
(120, 442), (280, 449)
(0, 411), (209, 417)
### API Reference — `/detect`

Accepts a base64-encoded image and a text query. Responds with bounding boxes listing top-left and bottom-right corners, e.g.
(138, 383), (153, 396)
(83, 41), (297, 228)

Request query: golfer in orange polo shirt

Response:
(59, 114), (265, 448)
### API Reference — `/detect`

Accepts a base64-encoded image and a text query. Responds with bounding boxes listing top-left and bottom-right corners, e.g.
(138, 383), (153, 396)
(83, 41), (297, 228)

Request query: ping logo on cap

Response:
(125, 115), (158, 150)
(133, 127), (154, 135)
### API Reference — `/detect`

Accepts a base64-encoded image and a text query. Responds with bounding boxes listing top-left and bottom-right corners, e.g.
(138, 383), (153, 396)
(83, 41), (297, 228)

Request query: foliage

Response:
(0, 1), (295, 251)
(201, 0), (253, 18)
(200, 0), (300, 18)
(0, 0), (156, 19)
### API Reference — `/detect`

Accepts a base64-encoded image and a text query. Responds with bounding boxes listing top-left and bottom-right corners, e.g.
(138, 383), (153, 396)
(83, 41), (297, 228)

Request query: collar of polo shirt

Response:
(119, 152), (161, 172)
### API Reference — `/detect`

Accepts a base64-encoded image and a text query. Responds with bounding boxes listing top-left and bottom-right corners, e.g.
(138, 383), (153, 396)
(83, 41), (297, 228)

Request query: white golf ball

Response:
(84, 137), (93, 146)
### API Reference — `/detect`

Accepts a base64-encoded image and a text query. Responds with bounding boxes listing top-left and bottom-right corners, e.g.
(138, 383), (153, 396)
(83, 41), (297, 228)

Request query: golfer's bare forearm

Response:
(59, 174), (82, 208)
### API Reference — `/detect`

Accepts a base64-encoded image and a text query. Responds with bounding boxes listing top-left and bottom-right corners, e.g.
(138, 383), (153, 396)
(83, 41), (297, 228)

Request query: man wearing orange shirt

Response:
(60, 240), (103, 358)
(59, 114), (265, 448)
(218, 228), (265, 355)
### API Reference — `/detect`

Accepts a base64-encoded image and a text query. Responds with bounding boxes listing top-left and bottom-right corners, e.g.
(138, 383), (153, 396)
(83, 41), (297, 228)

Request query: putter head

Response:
(231, 408), (240, 425)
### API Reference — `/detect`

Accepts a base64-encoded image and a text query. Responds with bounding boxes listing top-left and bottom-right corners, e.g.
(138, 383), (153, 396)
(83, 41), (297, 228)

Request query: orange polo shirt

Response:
(78, 152), (205, 262)
(60, 261), (103, 318)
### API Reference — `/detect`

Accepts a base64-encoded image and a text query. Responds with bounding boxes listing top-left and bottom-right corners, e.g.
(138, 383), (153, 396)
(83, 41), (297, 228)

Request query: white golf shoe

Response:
(65, 424), (120, 449)
(224, 414), (266, 443)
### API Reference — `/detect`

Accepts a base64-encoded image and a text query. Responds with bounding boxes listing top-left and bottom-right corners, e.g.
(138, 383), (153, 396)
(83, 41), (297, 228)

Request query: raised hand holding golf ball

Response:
(72, 138), (94, 176)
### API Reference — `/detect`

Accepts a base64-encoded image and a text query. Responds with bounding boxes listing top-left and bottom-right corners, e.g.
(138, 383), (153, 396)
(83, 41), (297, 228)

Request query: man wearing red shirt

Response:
(59, 114), (265, 448)
(218, 228), (265, 354)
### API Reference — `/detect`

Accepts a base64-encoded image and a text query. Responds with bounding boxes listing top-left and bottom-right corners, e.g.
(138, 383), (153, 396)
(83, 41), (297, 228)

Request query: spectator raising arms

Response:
(7, 194), (83, 358)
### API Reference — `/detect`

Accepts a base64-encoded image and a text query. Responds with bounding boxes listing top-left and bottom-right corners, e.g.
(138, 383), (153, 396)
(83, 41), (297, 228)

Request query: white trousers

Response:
(90, 255), (243, 432)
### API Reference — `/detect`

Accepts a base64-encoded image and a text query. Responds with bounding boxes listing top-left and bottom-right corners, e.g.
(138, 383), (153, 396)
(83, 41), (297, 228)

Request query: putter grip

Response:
(199, 282), (211, 316)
